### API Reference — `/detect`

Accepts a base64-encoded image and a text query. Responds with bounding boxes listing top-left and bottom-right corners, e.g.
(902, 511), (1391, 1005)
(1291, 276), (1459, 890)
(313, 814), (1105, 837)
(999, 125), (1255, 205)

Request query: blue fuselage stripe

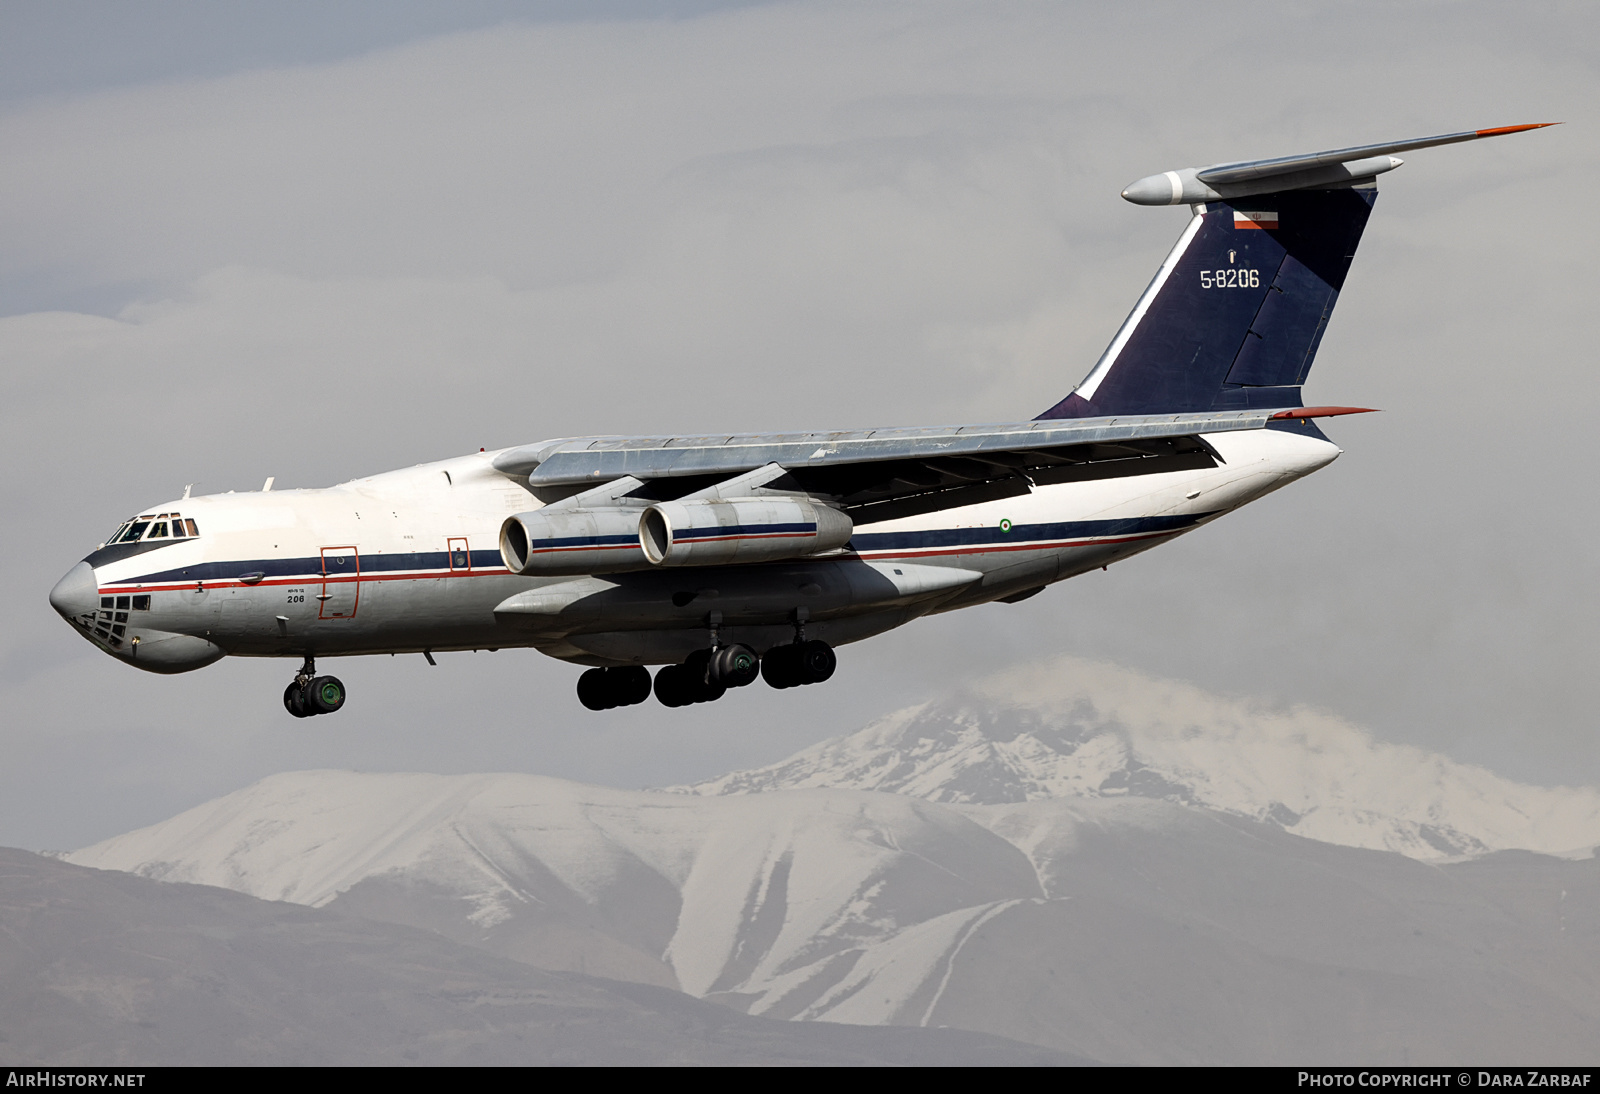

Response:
(111, 548), (504, 585)
(101, 514), (1209, 586)
(850, 513), (1204, 551)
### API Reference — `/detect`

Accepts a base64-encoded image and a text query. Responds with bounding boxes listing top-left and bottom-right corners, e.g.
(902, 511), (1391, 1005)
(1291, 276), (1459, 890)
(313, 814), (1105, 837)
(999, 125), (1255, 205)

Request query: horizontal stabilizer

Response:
(1121, 123), (1556, 205)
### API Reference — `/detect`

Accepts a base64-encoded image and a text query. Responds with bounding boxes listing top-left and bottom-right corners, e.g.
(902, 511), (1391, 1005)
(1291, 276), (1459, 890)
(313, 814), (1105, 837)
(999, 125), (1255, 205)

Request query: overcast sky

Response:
(3, 0), (1595, 851)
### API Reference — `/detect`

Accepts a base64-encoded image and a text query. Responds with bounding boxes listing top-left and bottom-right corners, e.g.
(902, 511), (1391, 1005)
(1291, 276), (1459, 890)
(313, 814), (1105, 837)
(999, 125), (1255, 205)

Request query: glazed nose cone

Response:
(49, 561), (98, 622)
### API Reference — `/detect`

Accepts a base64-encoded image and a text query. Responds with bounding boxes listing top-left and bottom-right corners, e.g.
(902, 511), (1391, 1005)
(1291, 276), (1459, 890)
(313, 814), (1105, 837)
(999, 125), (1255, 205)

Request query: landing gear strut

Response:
(652, 612), (835, 707)
(581, 611), (838, 711)
(283, 655), (346, 718)
(649, 611), (762, 709)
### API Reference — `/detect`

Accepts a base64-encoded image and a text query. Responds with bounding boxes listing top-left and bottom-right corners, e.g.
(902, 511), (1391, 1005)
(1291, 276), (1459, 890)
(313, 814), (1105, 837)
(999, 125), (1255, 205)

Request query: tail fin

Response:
(1039, 188), (1374, 418)
(1039, 125), (1555, 419)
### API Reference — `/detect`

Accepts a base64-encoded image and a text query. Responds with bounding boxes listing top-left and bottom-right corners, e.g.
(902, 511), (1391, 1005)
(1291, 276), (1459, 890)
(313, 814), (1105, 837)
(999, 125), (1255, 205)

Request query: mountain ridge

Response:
(64, 770), (1600, 1063)
(682, 656), (1600, 862)
(1, 846), (1078, 1065)
(60, 656), (1600, 1062)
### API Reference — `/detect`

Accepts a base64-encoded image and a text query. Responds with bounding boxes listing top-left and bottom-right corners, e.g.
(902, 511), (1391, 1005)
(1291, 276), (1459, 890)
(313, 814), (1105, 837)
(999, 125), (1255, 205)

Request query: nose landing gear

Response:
(283, 655), (346, 718)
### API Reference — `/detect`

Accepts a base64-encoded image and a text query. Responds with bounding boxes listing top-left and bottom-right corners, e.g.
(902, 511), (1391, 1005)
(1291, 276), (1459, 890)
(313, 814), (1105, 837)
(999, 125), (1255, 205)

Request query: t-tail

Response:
(1038, 124), (1556, 421)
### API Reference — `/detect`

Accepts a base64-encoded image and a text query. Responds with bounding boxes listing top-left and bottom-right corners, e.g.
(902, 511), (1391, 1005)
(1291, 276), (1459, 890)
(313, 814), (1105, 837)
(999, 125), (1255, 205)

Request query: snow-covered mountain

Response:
(2, 847), (1071, 1066)
(686, 656), (1600, 862)
(66, 770), (1600, 1063)
(69, 773), (1046, 1010)
(62, 657), (1600, 1062)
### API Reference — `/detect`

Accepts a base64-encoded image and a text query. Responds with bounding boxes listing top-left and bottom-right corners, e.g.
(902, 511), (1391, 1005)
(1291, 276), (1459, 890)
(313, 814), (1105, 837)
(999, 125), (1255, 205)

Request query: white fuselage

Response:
(55, 427), (1337, 674)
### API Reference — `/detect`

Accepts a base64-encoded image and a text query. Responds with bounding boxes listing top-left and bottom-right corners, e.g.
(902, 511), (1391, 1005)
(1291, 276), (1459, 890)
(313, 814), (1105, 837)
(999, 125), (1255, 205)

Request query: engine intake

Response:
(639, 497), (852, 567)
(500, 507), (649, 575)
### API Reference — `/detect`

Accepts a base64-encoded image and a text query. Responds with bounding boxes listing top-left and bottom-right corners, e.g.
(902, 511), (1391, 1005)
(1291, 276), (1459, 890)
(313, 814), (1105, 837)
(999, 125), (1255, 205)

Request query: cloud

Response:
(4, 0), (1599, 849)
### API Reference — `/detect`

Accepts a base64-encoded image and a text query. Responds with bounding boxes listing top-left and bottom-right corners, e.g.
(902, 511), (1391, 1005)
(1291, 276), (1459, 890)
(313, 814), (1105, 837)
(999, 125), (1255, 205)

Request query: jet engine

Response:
(500, 507), (649, 575)
(639, 497), (852, 567)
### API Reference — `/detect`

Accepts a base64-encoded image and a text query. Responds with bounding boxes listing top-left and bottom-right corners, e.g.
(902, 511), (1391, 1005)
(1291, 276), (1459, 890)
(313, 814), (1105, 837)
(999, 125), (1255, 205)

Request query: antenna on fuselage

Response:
(182, 483), (194, 499)
(263, 477), (275, 492)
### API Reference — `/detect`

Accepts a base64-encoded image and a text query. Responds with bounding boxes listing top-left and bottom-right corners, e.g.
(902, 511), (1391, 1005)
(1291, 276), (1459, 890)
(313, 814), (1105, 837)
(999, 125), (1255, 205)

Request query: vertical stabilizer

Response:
(1039, 187), (1374, 419)
(1039, 124), (1554, 419)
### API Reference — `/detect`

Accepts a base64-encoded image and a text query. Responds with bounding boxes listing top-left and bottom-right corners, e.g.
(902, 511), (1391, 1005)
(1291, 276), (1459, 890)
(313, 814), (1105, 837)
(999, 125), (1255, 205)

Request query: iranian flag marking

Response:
(1233, 209), (1279, 229)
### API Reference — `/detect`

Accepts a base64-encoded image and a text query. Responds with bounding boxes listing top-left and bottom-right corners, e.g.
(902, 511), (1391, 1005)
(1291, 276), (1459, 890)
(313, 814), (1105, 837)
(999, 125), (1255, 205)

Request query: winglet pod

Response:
(1121, 123), (1558, 206)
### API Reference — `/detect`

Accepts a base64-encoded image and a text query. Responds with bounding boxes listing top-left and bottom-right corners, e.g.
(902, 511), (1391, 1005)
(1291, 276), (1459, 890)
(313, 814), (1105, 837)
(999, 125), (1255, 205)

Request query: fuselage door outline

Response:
(319, 546), (360, 620)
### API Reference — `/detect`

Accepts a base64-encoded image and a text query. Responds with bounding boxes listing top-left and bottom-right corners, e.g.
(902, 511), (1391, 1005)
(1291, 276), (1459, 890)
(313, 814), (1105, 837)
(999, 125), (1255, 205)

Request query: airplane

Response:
(49, 124), (1553, 717)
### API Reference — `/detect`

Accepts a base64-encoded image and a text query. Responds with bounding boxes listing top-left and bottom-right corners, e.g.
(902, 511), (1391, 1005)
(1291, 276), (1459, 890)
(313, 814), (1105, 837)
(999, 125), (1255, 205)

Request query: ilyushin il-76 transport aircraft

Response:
(50, 124), (1552, 717)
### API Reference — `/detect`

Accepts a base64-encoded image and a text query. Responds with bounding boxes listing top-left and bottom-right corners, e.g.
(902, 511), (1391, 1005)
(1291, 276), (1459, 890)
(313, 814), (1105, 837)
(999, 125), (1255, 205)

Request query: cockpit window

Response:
(103, 513), (199, 547)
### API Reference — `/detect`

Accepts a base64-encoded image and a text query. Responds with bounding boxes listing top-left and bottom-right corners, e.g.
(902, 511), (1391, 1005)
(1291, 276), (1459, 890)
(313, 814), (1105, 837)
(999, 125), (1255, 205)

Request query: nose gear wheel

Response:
(283, 655), (347, 718)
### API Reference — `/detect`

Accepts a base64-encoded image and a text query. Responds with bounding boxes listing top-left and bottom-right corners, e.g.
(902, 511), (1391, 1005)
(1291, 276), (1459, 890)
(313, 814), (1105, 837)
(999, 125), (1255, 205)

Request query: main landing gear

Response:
(283, 655), (346, 719)
(576, 665), (653, 711)
(653, 643), (762, 708)
(760, 607), (835, 691)
(759, 639), (836, 689)
(574, 611), (837, 710)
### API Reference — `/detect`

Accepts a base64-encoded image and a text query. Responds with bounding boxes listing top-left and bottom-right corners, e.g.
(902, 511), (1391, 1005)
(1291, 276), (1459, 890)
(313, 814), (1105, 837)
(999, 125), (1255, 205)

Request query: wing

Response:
(492, 407), (1369, 525)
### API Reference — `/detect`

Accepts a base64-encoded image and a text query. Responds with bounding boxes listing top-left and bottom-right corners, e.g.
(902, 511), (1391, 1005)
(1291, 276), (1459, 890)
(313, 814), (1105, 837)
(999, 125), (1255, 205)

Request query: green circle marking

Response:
(999, 519), (1012, 533)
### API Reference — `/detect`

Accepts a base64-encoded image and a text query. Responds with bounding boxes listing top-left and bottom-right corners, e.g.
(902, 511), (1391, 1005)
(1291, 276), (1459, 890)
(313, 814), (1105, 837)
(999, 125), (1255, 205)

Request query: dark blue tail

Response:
(1038, 187), (1375, 418)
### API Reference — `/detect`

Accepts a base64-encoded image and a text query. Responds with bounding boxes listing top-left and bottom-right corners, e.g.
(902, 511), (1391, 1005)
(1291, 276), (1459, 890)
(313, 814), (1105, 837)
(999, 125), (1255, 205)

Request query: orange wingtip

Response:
(1476, 123), (1560, 137)
(1269, 406), (1379, 420)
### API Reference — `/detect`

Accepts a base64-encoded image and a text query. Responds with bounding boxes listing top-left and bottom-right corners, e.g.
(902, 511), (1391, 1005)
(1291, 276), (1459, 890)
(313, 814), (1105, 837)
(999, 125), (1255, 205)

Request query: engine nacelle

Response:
(500, 507), (650, 575)
(639, 497), (852, 567)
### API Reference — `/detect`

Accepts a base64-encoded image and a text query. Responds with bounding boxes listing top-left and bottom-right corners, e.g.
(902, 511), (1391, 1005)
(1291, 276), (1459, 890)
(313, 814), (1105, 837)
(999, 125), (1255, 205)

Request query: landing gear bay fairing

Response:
(50, 125), (1551, 715)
